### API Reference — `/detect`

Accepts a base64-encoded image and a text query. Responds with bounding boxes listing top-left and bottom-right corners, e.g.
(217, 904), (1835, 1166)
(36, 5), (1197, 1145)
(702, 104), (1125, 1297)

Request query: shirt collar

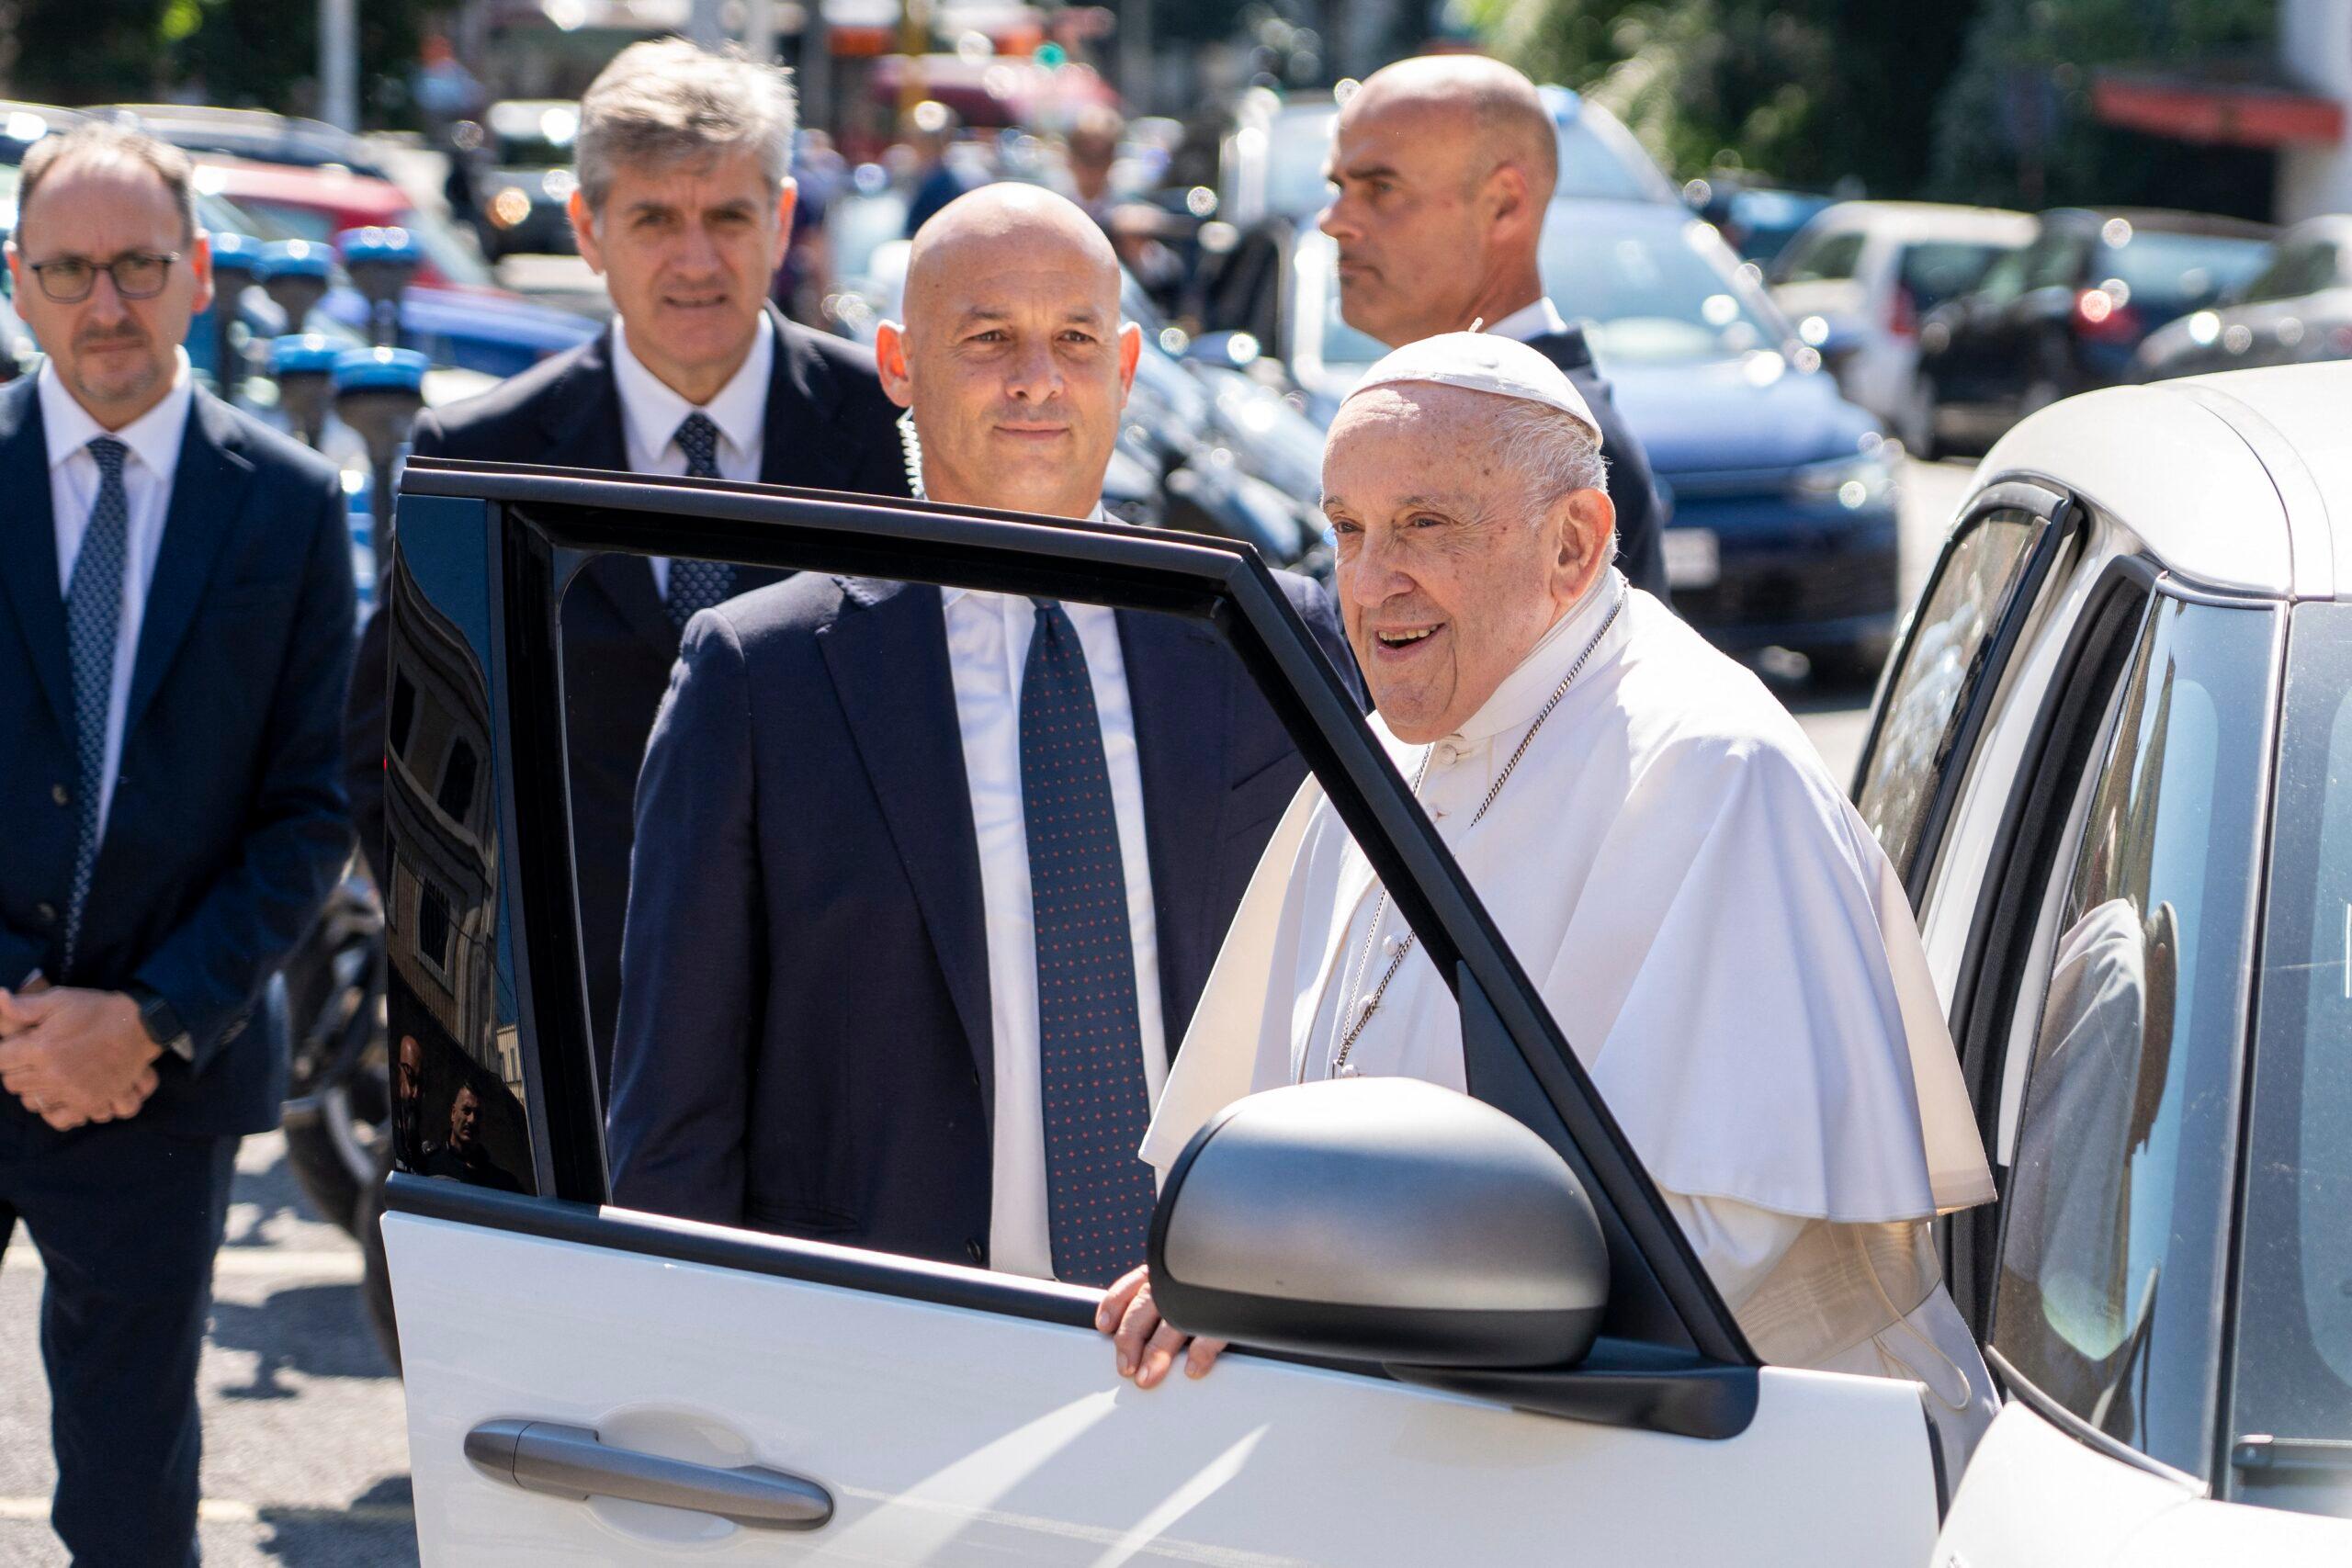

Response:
(1445, 566), (1630, 745)
(40, 348), (195, 479)
(610, 310), (775, 466)
(942, 503), (1113, 606)
(1483, 298), (1570, 344)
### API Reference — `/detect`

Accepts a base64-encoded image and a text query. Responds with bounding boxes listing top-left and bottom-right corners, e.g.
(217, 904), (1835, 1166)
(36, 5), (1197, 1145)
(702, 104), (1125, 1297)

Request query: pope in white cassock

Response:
(1097, 332), (2003, 1469)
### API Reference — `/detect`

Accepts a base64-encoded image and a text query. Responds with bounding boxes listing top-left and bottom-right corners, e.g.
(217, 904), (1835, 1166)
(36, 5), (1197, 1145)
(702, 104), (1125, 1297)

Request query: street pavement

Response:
(0, 453), (1977, 1565)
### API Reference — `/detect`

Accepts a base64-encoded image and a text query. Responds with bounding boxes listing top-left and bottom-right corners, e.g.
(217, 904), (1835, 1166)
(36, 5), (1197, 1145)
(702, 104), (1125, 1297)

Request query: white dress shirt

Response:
(41, 352), (194, 844)
(1484, 297), (1571, 344)
(609, 313), (772, 598)
(944, 546), (1169, 1281)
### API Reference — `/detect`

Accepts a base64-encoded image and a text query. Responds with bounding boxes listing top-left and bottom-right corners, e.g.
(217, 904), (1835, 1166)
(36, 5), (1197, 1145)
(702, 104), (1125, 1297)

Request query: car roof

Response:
(2041, 206), (2277, 240)
(1978, 362), (2352, 600)
(1798, 200), (2037, 241)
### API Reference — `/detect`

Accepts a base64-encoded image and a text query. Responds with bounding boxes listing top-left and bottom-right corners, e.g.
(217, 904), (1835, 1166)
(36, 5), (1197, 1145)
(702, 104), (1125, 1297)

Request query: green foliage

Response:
(3, 0), (443, 125)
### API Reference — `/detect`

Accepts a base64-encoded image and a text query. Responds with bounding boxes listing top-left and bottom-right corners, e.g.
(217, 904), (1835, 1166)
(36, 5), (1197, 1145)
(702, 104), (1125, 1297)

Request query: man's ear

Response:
(1482, 162), (1534, 239)
(187, 231), (216, 317)
(773, 178), (798, 254)
(1556, 485), (1617, 602)
(874, 320), (915, 409)
(1116, 320), (1143, 394)
(567, 189), (604, 275)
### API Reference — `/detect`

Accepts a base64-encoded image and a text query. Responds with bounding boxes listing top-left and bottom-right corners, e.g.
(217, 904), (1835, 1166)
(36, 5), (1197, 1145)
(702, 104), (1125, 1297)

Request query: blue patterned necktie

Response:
(1022, 600), (1157, 1285)
(62, 435), (130, 973)
(664, 412), (735, 631)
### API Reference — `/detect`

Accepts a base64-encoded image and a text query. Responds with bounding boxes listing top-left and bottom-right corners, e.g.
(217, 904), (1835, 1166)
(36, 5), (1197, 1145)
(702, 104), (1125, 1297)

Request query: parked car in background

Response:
(1287, 198), (1903, 677)
(475, 99), (581, 260)
(2132, 214), (2352, 381)
(1686, 175), (1837, 266)
(1770, 200), (2034, 434)
(1907, 207), (2274, 456)
(192, 156), (492, 288)
(105, 102), (392, 178)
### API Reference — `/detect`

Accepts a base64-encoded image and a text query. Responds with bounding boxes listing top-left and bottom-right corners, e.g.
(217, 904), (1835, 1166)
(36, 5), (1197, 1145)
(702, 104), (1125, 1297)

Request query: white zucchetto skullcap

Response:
(1341, 331), (1603, 449)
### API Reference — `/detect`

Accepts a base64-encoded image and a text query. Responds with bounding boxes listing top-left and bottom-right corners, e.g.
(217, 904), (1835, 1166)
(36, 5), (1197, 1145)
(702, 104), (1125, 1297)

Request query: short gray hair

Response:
(16, 120), (197, 249)
(1488, 399), (1609, 516)
(575, 39), (797, 213)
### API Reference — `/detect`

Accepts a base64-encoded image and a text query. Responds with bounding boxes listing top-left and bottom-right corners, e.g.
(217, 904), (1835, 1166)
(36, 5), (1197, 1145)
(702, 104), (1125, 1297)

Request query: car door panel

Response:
(1935, 1404), (2194, 1568)
(390, 1201), (1943, 1565)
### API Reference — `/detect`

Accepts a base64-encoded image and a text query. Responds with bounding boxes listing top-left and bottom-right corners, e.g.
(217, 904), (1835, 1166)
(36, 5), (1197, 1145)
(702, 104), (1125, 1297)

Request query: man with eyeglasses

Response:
(0, 120), (356, 1566)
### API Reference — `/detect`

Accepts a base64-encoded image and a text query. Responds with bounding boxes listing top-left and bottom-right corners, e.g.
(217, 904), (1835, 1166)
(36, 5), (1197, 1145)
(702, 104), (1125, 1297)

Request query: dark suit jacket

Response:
(1521, 326), (1673, 606)
(606, 570), (1358, 1265)
(348, 308), (910, 1073)
(0, 379), (356, 1137)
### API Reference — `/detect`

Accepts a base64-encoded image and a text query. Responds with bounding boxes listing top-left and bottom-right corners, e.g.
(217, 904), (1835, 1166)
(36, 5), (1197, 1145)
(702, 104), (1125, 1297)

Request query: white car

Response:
(379, 365), (2352, 1562)
(1771, 201), (2035, 433)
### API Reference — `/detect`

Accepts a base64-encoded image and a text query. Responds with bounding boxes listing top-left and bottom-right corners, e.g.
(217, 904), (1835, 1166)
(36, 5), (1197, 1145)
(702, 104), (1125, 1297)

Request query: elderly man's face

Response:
(6, 153), (210, 428)
(1324, 386), (1612, 743)
(570, 146), (793, 403)
(1318, 95), (1491, 348)
(876, 201), (1140, 520)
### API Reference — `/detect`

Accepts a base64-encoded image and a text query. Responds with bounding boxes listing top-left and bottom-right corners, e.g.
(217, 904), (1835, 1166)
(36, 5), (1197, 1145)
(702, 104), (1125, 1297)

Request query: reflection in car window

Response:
(1992, 599), (2272, 1475)
(2231, 602), (2352, 1515)
(1899, 242), (2015, 312)
(1854, 509), (2040, 885)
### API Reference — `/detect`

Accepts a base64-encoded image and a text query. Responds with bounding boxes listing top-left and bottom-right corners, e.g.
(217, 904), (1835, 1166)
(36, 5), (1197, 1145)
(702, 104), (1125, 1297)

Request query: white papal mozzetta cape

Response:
(1141, 570), (2003, 1467)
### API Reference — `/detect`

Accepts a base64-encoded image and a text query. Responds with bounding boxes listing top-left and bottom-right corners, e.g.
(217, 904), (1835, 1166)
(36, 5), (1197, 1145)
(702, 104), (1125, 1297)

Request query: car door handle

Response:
(464, 1419), (832, 1530)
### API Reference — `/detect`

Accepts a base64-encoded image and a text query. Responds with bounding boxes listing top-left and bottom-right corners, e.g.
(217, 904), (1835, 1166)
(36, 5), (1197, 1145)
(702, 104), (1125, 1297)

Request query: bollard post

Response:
(336, 226), (424, 348)
(269, 333), (341, 449)
(334, 346), (429, 573)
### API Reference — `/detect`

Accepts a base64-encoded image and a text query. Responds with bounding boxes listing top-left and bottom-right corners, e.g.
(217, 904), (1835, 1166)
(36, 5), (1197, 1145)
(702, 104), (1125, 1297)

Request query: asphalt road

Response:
(0, 454), (1978, 1565)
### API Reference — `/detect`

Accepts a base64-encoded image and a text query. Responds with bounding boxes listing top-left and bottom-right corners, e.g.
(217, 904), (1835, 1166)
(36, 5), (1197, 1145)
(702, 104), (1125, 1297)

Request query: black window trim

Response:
(1984, 1343), (2211, 1495)
(1851, 478), (2077, 909)
(1944, 551), (2158, 1332)
(384, 458), (1755, 1389)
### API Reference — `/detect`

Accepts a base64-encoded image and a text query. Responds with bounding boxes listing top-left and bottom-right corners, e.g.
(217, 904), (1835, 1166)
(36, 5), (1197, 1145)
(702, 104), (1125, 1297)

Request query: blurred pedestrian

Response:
(0, 120), (356, 1566)
(1063, 105), (1182, 307)
(345, 39), (909, 1089)
(1318, 55), (1673, 603)
(901, 99), (974, 238)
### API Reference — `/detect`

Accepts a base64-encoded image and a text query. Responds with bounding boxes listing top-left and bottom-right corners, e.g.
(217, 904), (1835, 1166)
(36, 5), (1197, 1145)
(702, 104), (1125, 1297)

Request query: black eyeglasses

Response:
(26, 251), (180, 303)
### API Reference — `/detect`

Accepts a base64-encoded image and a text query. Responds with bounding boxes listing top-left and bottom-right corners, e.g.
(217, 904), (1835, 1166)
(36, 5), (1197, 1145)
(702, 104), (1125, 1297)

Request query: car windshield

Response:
(1261, 102), (1666, 222)
(1899, 240), (2015, 311)
(2098, 229), (2274, 317)
(2229, 600), (2352, 1514)
(1310, 217), (1787, 369)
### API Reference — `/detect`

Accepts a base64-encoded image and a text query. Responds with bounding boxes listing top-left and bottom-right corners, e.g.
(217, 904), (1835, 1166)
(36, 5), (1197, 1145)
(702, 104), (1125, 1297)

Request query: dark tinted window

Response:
(389, 671), (416, 758)
(1780, 230), (1866, 284)
(2023, 231), (2090, 291)
(1993, 599), (2273, 1474)
(2229, 602), (2352, 1517)
(1855, 509), (2041, 884)
(436, 737), (477, 822)
(2237, 239), (2343, 304)
(2098, 230), (2275, 316)
(1899, 241), (2015, 311)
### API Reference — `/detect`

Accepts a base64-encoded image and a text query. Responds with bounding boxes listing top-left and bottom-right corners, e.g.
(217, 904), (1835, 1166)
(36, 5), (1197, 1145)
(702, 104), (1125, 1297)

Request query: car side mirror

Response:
(1148, 1077), (1607, 1369)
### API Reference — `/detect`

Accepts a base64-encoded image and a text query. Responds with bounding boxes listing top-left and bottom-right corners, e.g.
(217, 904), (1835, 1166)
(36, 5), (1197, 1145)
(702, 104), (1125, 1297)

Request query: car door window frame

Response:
(1853, 480), (2079, 908)
(383, 458), (1758, 1427)
(1942, 552), (2158, 1332)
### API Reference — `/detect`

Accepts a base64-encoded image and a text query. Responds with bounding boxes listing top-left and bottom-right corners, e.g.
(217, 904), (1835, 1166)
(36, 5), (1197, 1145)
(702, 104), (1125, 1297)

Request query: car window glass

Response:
(1991, 598), (2272, 1474)
(1854, 507), (2042, 885)
(2022, 232), (2088, 291)
(1899, 241), (2016, 312)
(2238, 241), (2330, 304)
(1781, 230), (1866, 284)
(2228, 602), (2352, 1515)
(1972, 246), (2031, 307)
(2098, 231), (2274, 316)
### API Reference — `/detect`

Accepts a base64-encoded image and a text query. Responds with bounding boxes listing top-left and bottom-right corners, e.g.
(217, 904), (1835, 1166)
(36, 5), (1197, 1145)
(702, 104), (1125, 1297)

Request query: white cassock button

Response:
(1384, 933), (1407, 957)
(1434, 742), (1460, 766)
(1337, 1062), (1361, 1078)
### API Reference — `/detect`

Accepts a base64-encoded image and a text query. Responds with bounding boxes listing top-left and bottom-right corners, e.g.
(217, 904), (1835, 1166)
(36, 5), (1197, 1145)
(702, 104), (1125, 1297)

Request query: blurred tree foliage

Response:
(1473, 0), (2279, 216)
(1470, 0), (1982, 193)
(1, 0), (442, 124)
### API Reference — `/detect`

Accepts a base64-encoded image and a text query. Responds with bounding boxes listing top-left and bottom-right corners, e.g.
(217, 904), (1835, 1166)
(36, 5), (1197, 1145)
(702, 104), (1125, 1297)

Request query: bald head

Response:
(1320, 55), (1559, 347)
(880, 184), (1140, 520)
(1347, 55), (1558, 202)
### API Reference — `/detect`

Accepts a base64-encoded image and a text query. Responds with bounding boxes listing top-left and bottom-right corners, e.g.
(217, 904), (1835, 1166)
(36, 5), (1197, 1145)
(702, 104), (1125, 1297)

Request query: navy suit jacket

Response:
(350, 307), (910, 1069)
(0, 378), (356, 1137)
(1521, 326), (1674, 606)
(607, 569), (1358, 1266)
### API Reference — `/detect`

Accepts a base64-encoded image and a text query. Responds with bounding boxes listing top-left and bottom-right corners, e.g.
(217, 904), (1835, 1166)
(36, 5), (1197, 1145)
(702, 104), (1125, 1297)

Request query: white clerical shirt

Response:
(1145, 570), (2002, 1470)
(1482, 297), (1571, 344)
(944, 518), (1169, 1281)
(610, 312), (772, 598)
(42, 351), (194, 844)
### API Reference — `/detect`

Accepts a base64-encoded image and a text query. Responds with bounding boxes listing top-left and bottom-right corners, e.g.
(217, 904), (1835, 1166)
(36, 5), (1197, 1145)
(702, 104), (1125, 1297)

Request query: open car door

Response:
(378, 461), (1949, 1564)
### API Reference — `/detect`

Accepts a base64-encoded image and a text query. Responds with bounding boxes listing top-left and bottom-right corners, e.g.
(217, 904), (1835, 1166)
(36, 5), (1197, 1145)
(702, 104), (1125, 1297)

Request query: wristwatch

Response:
(126, 986), (194, 1062)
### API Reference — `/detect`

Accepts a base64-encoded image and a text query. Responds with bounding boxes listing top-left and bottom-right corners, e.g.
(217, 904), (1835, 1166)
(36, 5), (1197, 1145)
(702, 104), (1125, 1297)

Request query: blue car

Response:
(1286, 197), (1902, 675)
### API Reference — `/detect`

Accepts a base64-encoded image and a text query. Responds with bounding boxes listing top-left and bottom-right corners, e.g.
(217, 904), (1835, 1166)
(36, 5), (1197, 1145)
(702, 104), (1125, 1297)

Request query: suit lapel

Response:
(759, 307), (849, 491)
(1117, 609), (1230, 1065)
(0, 381), (72, 737)
(817, 577), (995, 1107)
(120, 391), (253, 743)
